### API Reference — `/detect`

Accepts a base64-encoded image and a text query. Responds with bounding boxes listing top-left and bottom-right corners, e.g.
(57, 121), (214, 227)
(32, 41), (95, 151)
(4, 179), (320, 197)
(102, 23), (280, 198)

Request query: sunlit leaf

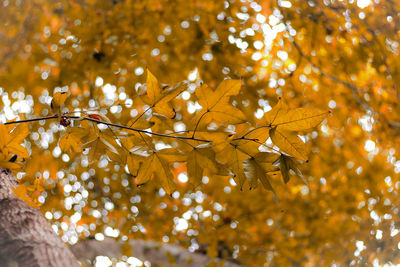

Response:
(272, 108), (328, 131)
(270, 127), (308, 161)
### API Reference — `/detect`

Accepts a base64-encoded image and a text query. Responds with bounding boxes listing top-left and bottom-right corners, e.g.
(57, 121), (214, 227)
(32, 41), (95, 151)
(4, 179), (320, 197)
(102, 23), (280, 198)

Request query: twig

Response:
(80, 117), (211, 143)
(3, 115), (59, 124)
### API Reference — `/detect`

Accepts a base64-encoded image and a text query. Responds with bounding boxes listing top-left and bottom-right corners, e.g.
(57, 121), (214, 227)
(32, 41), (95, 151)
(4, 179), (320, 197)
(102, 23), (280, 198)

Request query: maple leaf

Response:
(262, 100), (327, 131)
(218, 142), (249, 189)
(243, 157), (279, 202)
(140, 69), (184, 119)
(0, 153), (21, 169)
(270, 127), (308, 161)
(59, 127), (88, 152)
(231, 123), (271, 156)
(83, 134), (119, 164)
(271, 108), (328, 131)
(0, 123), (29, 160)
(187, 146), (218, 187)
(194, 80), (246, 129)
(51, 91), (68, 114)
(276, 155), (307, 185)
(262, 99), (288, 126)
(136, 152), (176, 194)
(126, 152), (143, 176)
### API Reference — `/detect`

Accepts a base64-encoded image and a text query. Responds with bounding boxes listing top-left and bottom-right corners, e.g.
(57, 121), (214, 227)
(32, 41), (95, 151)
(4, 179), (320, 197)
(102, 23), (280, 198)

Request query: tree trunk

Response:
(0, 168), (79, 267)
(0, 168), (243, 266)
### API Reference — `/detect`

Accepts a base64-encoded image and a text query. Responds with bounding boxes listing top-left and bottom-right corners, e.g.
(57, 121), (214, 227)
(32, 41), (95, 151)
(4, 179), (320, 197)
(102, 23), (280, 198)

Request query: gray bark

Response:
(0, 168), (79, 267)
(0, 168), (243, 267)
(71, 237), (243, 267)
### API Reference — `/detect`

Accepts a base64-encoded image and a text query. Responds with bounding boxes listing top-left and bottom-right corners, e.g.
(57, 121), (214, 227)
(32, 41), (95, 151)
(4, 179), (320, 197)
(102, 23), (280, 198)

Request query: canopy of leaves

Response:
(1, 0), (400, 266)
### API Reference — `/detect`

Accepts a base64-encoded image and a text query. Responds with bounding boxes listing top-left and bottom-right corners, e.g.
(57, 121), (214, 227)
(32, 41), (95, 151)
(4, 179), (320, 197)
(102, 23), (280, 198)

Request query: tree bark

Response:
(71, 237), (243, 267)
(0, 168), (243, 266)
(0, 168), (79, 267)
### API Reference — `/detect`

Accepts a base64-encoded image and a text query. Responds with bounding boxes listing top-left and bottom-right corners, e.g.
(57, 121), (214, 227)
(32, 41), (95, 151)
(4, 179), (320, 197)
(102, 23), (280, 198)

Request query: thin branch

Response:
(4, 115), (284, 153)
(3, 115), (59, 125)
(80, 117), (211, 142)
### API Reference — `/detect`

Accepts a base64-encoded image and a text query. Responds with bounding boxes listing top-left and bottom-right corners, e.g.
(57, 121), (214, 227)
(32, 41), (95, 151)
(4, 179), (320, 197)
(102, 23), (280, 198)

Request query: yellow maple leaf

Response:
(262, 99), (288, 126)
(136, 152), (176, 194)
(0, 123), (29, 160)
(51, 91), (69, 114)
(59, 127), (88, 152)
(277, 155), (308, 185)
(127, 152), (143, 176)
(270, 127), (308, 161)
(194, 80), (245, 129)
(187, 147), (218, 187)
(141, 69), (184, 119)
(271, 108), (328, 131)
(243, 157), (279, 201)
(0, 153), (22, 169)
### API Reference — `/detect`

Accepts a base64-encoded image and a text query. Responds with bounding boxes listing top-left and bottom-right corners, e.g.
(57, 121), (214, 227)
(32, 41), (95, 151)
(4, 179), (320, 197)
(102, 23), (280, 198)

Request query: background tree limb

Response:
(71, 237), (243, 267)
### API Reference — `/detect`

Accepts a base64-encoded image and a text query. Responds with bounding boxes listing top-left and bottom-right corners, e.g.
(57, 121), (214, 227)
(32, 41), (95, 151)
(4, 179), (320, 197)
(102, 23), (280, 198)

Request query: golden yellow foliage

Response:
(1, 0), (399, 266)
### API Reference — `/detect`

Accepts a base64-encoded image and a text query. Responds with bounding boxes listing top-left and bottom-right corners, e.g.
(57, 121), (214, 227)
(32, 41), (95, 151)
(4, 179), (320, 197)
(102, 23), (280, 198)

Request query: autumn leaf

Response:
(123, 153), (139, 177)
(270, 127), (308, 161)
(154, 153), (176, 195)
(0, 123), (29, 160)
(136, 152), (176, 194)
(187, 147), (218, 187)
(59, 127), (88, 152)
(279, 154), (291, 184)
(83, 135), (118, 164)
(271, 108), (328, 131)
(0, 153), (22, 169)
(243, 157), (279, 201)
(141, 69), (184, 118)
(227, 146), (249, 190)
(51, 91), (68, 114)
(276, 155), (308, 186)
(262, 99), (288, 126)
(231, 124), (271, 155)
(146, 69), (160, 105)
(136, 153), (156, 184)
(194, 80), (246, 128)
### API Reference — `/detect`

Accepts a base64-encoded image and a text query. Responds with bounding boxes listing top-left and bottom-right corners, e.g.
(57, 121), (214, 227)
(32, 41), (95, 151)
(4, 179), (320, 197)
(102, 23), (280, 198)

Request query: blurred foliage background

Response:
(1, 0), (400, 266)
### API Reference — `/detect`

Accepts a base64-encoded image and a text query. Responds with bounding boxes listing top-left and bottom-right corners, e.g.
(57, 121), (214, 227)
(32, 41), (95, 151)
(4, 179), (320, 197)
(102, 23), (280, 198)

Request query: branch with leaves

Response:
(1, 70), (329, 203)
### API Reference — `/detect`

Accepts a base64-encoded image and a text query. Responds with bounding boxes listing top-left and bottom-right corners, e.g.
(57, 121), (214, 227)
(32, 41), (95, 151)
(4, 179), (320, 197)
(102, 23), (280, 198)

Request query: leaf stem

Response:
(191, 111), (209, 138)
(128, 106), (152, 128)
